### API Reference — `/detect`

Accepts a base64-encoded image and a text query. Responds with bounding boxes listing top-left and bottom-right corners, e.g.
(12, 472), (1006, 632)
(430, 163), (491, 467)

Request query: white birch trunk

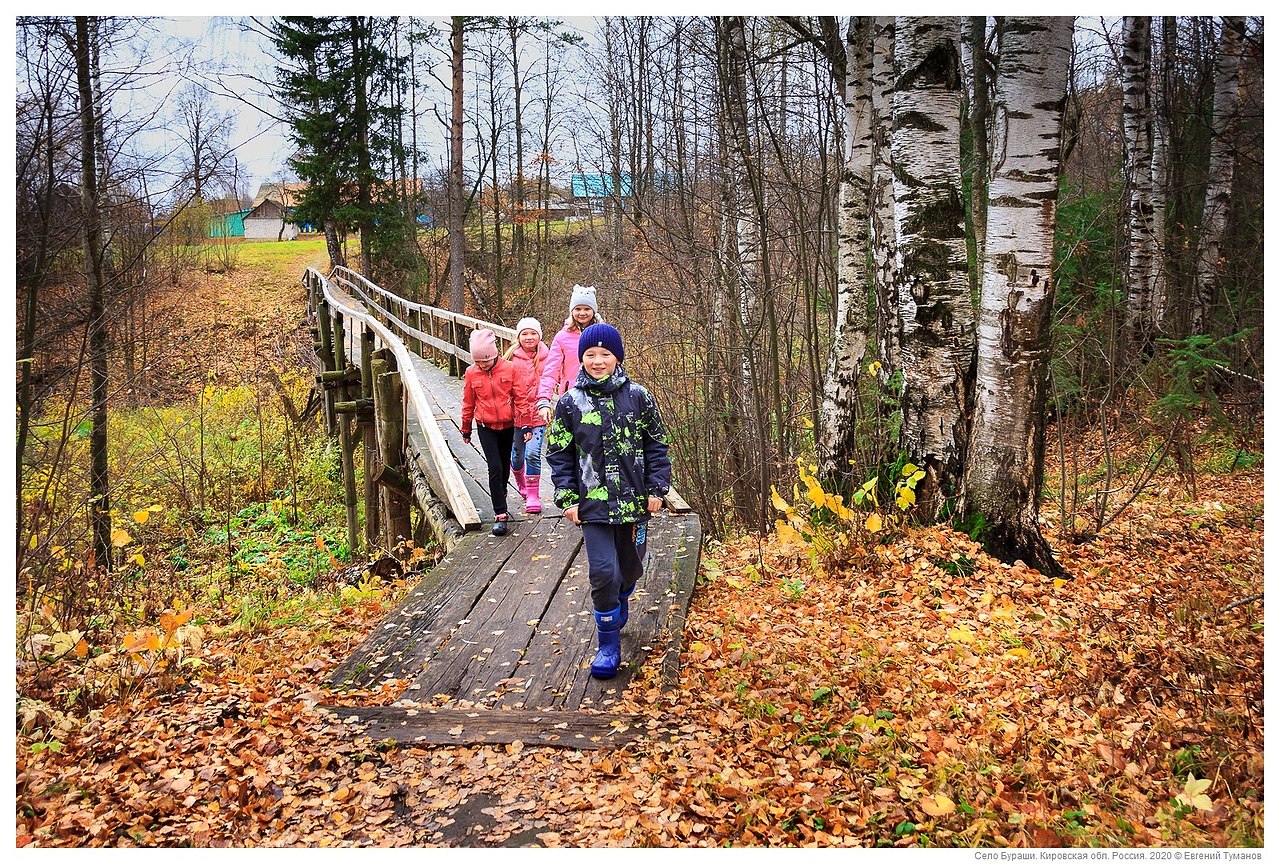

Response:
(869, 17), (899, 374)
(1192, 16), (1245, 336)
(962, 16), (1073, 577)
(892, 16), (972, 509)
(818, 16), (873, 481)
(1122, 16), (1156, 348)
(1149, 16), (1176, 328)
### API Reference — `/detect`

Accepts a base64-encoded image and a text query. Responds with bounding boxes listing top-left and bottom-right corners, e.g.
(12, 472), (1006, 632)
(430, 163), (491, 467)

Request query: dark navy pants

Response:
(581, 521), (648, 613)
(476, 425), (514, 516)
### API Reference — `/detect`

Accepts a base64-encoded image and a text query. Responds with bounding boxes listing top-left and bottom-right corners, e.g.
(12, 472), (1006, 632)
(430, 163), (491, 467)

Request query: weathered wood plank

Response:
(566, 516), (698, 711)
(411, 517), (581, 702)
(326, 705), (644, 749)
(328, 525), (530, 689)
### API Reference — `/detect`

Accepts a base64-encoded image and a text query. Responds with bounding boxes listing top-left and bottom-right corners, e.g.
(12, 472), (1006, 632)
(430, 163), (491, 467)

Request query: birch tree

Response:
(1192, 15), (1245, 336)
(892, 16), (972, 514)
(962, 16), (1074, 578)
(869, 17), (899, 374)
(1121, 16), (1157, 350)
(816, 17), (872, 482)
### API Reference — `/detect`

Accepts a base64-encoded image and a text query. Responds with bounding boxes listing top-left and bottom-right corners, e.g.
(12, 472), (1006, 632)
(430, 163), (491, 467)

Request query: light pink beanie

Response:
(469, 328), (498, 361)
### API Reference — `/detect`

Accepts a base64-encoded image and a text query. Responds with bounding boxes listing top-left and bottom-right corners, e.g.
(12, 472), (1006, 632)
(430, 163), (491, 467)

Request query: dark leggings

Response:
(476, 426), (515, 516)
(581, 521), (648, 613)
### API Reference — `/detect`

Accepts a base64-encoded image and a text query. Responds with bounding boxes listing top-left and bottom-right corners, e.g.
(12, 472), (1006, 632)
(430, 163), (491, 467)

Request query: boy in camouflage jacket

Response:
(545, 323), (671, 679)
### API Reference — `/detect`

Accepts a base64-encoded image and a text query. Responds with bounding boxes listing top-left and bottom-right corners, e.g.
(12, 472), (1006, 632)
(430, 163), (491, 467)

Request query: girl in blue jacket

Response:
(544, 323), (671, 679)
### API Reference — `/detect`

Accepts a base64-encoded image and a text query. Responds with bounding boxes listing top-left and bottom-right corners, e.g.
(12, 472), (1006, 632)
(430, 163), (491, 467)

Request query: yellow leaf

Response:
(1176, 774), (1213, 811)
(770, 485), (791, 513)
(110, 527), (133, 547)
(145, 632), (161, 652)
(898, 486), (916, 506)
(865, 513), (883, 533)
(74, 639), (89, 659)
(775, 521), (808, 550)
(1006, 647), (1030, 659)
(947, 625), (975, 644)
(129, 552), (146, 567)
(920, 794), (955, 817)
(867, 360), (882, 376)
(133, 509), (150, 524)
(316, 535), (327, 551)
(148, 503), (164, 512)
(901, 463), (919, 477)
(1053, 577), (1067, 589)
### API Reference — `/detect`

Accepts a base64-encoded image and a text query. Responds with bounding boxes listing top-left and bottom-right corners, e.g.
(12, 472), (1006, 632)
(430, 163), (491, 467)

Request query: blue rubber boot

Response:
(619, 585), (635, 629)
(590, 606), (623, 679)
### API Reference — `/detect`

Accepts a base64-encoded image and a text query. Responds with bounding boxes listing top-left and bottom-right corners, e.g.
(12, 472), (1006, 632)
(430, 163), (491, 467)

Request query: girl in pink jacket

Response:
(504, 317), (549, 513)
(536, 284), (602, 424)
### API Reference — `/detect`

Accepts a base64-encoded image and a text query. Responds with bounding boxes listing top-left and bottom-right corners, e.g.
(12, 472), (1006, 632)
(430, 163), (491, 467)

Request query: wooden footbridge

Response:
(302, 267), (702, 749)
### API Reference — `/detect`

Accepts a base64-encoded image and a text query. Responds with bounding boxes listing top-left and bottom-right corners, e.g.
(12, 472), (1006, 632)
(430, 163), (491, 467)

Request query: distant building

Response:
(210, 209), (250, 238)
(570, 173), (634, 215)
(243, 198), (300, 241)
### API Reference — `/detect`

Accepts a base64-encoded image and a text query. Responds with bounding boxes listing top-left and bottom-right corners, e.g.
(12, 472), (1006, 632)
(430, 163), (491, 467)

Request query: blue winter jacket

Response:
(545, 366), (672, 524)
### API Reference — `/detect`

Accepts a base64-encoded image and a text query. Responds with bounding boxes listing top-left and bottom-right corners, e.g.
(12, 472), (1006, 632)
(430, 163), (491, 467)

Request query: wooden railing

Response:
(329, 266), (517, 373)
(305, 267), (481, 542)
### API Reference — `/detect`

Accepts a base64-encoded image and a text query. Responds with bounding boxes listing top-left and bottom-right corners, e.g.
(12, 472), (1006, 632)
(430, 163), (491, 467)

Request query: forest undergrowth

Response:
(16, 244), (1264, 848)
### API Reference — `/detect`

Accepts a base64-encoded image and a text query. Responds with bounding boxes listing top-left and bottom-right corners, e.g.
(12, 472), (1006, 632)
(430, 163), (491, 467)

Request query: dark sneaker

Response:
(491, 515), (509, 536)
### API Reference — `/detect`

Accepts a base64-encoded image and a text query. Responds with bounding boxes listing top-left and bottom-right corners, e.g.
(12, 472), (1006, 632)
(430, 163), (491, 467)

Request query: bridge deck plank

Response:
(316, 273), (698, 749)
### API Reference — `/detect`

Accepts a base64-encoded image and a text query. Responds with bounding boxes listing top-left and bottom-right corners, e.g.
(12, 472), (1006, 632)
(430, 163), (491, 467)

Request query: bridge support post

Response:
(372, 350), (413, 550)
(360, 328), (380, 551)
(316, 298), (336, 436)
(333, 314), (360, 558)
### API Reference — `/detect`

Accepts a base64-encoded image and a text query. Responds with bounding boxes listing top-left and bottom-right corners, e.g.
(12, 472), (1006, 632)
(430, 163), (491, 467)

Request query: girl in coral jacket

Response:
(461, 328), (533, 536)
(536, 284), (602, 425)
(503, 317), (548, 514)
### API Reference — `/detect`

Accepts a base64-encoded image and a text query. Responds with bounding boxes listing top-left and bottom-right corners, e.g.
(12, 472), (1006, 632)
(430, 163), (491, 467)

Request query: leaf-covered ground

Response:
(17, 244), (1263, 847)
(17, 463), (1263, 848)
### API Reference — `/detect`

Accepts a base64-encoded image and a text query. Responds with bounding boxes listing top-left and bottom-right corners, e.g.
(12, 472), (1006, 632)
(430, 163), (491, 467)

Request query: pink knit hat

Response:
(469, 328), (498, 362)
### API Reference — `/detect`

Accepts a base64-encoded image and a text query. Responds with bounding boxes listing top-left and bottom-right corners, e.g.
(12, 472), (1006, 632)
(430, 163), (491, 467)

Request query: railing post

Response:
(360, 327), (379, 551)
(333, 312), (360, 558)
(372, 349), (413, 549)
(449, 316), (461, 377)
(316, 296), (336, 436)
(413, 306), (424, 357)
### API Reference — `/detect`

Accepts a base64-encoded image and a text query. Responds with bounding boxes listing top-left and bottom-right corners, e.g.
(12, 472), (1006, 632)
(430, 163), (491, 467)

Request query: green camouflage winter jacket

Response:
(545, 366), (671, 523)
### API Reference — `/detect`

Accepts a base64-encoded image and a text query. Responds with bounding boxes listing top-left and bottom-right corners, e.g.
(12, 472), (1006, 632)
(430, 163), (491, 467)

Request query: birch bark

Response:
(1192, 16), (1245, 336)
(892, 16), (972, 513)
(962, 16), (1073, 577)
(1121, 16), (1156, 350)
(869, 17), (899, 374)
(818, 17), (873, 482)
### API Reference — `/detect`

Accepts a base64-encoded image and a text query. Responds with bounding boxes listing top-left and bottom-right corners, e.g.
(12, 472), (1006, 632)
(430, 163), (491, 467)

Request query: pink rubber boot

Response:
(513, 467), (527, 502)
(525, 474), (542, 514)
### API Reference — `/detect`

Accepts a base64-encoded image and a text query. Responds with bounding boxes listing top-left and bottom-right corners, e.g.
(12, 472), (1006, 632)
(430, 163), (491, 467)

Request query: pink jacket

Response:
(509, 342), (548, 427)
(536, 324), (582, 408)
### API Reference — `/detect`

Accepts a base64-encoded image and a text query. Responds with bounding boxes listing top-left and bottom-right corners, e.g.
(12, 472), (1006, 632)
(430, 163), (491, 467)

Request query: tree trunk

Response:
(75, 16), (112, 571)
(967, 16), (991, 296)
(817, 17), (873, 484)
(449, 17), (466, 314)
(1122, 16), (1156, 351)
(1192, 15), (1245, 336)
(962, 16), (1073, 578)
(869, 17), (899, 374)
(892, 16), (972, 515)
(1149, 16), (1176, 330)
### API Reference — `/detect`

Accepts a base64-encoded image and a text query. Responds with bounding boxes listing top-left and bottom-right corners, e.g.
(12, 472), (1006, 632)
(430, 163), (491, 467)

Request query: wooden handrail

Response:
(306, 267), (481, 529)
(330, 266), (517, 366)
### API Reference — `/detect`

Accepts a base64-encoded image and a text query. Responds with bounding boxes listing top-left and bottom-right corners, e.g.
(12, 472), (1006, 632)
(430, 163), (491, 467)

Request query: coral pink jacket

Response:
(509, 342), (548, 428)
(461, 357), (534, 437)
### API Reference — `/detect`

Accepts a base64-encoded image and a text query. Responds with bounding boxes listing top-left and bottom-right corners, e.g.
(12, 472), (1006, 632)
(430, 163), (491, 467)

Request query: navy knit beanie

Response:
(578, 323), (624, 364)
